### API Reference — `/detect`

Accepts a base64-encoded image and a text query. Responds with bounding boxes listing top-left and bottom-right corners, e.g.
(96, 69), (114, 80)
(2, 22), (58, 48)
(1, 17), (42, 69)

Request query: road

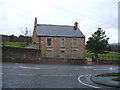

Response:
(1, 62), (119, 88)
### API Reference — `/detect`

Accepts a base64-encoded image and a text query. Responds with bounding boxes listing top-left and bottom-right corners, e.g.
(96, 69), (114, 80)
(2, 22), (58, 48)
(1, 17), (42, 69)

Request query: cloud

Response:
(106, 28), (118, 43)
(0, 0), (118, 43)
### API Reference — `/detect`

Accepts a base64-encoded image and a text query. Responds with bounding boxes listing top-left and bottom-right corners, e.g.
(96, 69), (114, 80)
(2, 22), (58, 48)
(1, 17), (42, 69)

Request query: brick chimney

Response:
(74, 22), (78, 30)
(34, 17), (37, 28)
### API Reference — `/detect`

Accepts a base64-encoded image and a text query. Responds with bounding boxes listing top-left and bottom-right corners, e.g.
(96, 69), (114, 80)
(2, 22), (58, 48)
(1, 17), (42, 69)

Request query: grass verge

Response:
(96, 73), (120, 77)
(96, 73), (120, 82)
(112, 77), (120, 82)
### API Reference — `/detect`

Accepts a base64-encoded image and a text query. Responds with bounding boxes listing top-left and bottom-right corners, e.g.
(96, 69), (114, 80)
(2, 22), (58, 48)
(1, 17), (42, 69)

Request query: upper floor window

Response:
(72, 39), (77, 46)
(60, 38), (65, 47)
(46, 38), (52, 46)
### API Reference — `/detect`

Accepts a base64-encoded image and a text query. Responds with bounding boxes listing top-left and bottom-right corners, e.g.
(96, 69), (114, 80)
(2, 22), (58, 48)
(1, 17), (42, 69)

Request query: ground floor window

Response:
(60, 50), (65, 58)
(72, 50), (78, 58)
(46, 50), (52, 57)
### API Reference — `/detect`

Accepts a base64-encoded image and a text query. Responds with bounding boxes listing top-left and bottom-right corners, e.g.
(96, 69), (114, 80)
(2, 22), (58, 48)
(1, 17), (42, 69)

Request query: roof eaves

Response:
(37, 35), (85, 38)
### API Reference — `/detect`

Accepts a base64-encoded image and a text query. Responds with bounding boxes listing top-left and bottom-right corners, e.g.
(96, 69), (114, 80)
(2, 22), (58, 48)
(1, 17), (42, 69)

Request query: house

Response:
(32, 17), (85, 60)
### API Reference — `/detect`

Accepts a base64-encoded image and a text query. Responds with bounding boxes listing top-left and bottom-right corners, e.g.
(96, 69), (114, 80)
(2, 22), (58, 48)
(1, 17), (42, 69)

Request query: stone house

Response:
(32, 17), (85, 60)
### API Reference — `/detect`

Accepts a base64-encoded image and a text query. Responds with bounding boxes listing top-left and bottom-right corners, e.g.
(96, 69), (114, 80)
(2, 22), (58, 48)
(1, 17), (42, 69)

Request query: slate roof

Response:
(36, 24), (85, 38)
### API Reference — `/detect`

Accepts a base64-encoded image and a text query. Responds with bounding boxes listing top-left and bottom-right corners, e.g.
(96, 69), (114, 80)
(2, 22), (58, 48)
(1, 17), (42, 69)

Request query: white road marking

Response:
(2, 72), (75, 77)
(3, 66), (58, 70)
(2, 73), (32, 76)
(17, 73), (32, 76)
(78, 75), (100, 88)
(19, 66), (41, 70)
(83, 66), (92, 68)
(86, 74), (92, 76)
(93, 68), (116, 70)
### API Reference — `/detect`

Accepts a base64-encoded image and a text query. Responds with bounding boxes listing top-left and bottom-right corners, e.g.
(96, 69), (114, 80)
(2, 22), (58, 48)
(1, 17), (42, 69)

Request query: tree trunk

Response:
(95, 53), (99, 63)
(94, 53), (99, 63)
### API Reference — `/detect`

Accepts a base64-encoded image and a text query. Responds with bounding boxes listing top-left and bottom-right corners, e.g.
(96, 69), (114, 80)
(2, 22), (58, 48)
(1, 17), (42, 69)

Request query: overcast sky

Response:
(0, 0), (119, 43)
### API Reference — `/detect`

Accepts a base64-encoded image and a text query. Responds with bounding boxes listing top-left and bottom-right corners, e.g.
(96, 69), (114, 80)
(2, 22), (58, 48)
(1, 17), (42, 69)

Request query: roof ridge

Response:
(37, 24), (73, 27)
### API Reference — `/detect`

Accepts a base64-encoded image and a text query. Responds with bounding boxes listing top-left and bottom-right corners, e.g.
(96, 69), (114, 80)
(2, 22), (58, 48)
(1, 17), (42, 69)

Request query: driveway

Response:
(1, 62), (119, 88)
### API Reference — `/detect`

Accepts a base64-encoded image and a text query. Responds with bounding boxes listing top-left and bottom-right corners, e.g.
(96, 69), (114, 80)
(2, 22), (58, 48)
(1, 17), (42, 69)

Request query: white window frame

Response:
(46, 49), (53, 57)
(72, 38), (77, 47)
(72, 49), (78, 58)
(46, 38), (52, 47)
(60, 38), (65, 47)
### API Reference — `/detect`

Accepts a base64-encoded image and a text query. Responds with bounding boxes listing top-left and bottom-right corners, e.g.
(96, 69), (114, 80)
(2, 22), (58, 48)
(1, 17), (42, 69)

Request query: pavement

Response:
(86, 58), (120, 88)
(91, 75), (120, 88)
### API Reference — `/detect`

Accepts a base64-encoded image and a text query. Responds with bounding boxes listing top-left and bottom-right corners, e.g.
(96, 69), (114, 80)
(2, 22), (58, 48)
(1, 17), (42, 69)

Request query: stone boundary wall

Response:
(93, 59), (120, 64)
(2, 47), (86, 64)
(98, 59), (120, 64)
(2, 46), (41, 63)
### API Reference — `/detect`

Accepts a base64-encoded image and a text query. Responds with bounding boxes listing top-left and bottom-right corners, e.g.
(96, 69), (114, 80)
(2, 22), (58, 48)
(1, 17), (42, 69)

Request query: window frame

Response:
(46, 49), (53, 57)
(46, 38), (52, 47)
(72, 49), (78, 58)
(72, 38), (77, 47)
(60, 50), (65, 58)
(60, 38), (65, 47)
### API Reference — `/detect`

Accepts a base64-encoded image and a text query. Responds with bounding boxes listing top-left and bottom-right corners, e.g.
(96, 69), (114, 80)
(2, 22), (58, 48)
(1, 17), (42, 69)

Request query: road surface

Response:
(1, 62), (119, 88)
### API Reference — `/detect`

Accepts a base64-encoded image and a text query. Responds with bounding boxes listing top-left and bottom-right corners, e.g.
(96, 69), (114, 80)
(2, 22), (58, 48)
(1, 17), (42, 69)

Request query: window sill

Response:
(72, 46), (78, 48)
(46, 46), (53, 48)
(60, 46), (65, 48)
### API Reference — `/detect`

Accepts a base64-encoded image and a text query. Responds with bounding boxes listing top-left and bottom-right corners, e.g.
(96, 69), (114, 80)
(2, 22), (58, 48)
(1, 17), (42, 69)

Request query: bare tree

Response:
(20, 27), (32, 46)
(20, 27), (30, 37)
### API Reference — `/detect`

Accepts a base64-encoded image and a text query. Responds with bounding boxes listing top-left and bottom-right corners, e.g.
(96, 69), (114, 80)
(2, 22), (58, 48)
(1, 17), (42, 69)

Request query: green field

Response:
(2, 41), (30, 47)
(85, 50), (120, 60)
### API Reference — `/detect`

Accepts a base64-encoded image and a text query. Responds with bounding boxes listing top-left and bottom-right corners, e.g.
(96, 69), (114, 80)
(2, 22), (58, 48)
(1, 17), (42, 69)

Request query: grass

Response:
(85, 50), (94, 58)
(96, 73), (120, 77)
(112, 77), (120, 82)
(96, 73), (120, 82)
(99, 51), (120, 60)
(85, 50), (120, 60)
(2, 41), (30, 47)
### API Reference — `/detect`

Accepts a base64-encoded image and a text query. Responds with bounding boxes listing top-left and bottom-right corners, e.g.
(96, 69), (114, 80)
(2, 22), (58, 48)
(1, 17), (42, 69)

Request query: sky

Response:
(0, 0), (119, 44)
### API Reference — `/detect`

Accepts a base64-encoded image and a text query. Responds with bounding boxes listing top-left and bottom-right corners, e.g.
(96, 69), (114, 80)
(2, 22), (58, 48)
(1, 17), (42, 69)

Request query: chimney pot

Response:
(74, 22), (78, 30)
(34, 17), (37, 28)
(98, 28), (101, 30)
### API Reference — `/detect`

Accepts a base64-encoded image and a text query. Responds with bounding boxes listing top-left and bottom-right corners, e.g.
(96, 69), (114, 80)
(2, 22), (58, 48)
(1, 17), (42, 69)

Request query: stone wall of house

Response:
(40, 37), (85, 59)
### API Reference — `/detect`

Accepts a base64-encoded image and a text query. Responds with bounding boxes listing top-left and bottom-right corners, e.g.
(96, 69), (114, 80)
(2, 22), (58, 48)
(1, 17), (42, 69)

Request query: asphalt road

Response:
(1, 62), (119, 88)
